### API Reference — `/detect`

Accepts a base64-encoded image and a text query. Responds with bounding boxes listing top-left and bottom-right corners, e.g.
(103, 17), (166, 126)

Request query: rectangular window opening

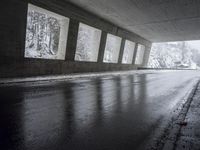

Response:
(75, 23), (102, 62)
(135, 44), (145, 65)
(25, 4), (69, 60)
(103, 34), (122, 63)
(122, 40), (135, 64)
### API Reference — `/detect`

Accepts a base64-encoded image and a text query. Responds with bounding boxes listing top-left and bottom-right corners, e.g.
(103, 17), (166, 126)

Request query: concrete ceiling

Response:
(65, 0), (200, 42)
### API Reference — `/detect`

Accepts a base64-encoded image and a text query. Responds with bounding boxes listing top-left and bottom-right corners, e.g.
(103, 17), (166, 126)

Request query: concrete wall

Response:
(0, 0), (152, 78)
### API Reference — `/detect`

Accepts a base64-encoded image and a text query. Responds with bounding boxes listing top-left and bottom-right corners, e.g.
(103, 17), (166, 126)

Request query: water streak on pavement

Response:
(0, 71), (200, 150)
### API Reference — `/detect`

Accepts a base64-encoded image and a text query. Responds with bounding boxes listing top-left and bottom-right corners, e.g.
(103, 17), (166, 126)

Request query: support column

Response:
(118, 39), (125, 64)
(65, 19), (79, 61)
(132, 43), (138, 65)
(97, 31), (107, 63)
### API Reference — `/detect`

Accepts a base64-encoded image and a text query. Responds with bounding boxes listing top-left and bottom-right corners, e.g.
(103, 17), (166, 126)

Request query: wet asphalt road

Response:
(0, 71), (200, 150)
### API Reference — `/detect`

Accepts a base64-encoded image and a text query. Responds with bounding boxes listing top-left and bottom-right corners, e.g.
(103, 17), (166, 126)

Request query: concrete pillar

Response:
(65, 19), (79, 61)
(132, 43), (138, 65)
(97, 31), (107, 62)
(118, 39), (125, 64)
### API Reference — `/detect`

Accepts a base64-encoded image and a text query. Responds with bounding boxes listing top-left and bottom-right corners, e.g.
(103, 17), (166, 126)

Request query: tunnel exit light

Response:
(148, 40), (200, 69)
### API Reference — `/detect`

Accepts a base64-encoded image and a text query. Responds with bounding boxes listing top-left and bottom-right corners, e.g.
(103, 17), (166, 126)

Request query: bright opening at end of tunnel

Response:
(148, 40), (200, 70)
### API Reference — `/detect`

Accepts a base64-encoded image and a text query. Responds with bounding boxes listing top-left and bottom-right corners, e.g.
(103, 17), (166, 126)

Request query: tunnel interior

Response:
(0, 0), (152, 79)
(2, 1), (200, 150)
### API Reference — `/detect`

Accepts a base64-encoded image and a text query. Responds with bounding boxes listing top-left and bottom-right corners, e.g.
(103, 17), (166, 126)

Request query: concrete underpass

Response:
(1, 1), (200, 150)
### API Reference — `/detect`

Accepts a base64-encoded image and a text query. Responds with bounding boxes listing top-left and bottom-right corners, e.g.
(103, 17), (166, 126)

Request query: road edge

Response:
(145, 80), (200, 150)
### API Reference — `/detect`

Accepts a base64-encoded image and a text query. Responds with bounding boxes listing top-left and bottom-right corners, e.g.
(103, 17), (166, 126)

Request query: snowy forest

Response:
(148, 42), (200, 69)
(25, 5), (68, 60)
(122, 40), (135, 64)
(75, 23), (101, 62)
(135, 44), (145, 65)
(103, 35), (122, 63)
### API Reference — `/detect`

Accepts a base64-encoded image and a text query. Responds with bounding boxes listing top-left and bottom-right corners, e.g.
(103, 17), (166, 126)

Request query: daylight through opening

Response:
(148, 41), (200, 69)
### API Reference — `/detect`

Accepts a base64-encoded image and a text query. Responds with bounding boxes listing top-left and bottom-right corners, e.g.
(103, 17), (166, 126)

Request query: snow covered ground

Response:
(148, 41), (200, 69)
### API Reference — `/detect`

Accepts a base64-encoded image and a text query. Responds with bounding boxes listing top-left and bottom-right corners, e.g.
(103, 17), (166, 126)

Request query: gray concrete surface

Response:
(67, 0), (200, 42)
(0, 70), (200, 150)
(0, 0), (151, 78)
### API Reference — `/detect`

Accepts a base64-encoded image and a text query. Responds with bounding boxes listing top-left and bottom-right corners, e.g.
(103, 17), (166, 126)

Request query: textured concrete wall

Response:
(0, 0), (152, 78)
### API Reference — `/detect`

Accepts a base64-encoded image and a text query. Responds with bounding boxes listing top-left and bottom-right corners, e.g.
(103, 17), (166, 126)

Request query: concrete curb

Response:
(162, 80), (200, 150)
(0, 70), (174, 85)
(146, 80), (200, 150)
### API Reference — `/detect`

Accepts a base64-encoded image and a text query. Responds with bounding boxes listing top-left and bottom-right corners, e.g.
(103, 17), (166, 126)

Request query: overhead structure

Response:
(66, 0), (200, 42)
